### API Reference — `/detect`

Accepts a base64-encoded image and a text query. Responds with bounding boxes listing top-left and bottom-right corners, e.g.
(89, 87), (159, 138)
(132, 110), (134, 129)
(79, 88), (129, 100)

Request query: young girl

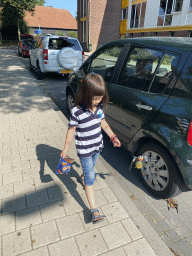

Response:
(61, 73), (121, 224)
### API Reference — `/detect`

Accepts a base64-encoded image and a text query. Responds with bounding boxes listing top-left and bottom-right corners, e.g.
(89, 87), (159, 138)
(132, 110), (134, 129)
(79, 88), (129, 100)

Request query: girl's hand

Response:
(60, 150), (68, 159)
(113, 137), (121, 147)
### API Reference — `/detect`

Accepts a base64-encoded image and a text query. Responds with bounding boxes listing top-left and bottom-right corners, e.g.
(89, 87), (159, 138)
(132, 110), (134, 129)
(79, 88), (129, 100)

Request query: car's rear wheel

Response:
(36, 62), (45, 80)
(137, 142), (186, 199)
(66, 90), (75, 114)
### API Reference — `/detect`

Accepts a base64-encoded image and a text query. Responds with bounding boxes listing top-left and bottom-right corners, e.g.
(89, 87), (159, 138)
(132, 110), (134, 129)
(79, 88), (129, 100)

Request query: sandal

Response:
(91, 208), (106, 224)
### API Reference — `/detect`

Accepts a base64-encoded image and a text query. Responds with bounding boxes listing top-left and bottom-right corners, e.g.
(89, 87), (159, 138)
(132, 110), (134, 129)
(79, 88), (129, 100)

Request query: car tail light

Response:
(187, 121), (192, 146)
(82, 51), (85, 61)
(43, 49), (48, 60)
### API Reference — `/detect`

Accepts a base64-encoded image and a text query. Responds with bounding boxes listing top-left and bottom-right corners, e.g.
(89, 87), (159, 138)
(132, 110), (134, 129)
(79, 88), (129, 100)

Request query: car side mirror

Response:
(76, 70), (85, 79)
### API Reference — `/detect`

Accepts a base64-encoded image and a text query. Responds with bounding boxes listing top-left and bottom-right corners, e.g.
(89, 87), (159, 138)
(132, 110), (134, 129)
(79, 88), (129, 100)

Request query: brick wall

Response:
(95, 0), (122, 50)
(174, 30), (190, 37)
(156, 31), (171, 36)
(78, 0), (122, 52)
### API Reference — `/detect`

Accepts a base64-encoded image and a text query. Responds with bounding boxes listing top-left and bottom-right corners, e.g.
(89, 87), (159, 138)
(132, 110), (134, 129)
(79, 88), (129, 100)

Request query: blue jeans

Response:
(80, 152), (100, 186)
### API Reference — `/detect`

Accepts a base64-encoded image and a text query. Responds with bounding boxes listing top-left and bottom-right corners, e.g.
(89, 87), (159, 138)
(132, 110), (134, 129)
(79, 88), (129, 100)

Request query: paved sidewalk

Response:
(0, 49), (172, 256)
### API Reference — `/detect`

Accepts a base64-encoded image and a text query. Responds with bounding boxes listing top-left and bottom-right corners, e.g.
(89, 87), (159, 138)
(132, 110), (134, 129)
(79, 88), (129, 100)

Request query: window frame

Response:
(122, 7), (128, 20)
(189, 0), (192, 11)
(80, 0), (87, 18)
(130, 2), (146, 29)
(87, 44), (125, 83)
(157, 0), (183, 27)
(117, 45), (164, 92)
(148, 51), (181, 95)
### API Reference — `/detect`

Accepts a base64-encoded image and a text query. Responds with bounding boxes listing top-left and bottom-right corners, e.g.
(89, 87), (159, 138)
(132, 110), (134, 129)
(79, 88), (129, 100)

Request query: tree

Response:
(67, 31), (77, 38)
(0, 0), (36, 40)
(36, 0), (45, 6)
(55, 31), (65, 36)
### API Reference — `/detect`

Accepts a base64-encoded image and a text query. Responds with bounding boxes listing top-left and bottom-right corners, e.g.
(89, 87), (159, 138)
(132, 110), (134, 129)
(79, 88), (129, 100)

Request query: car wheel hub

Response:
(141, 151), (169, 191)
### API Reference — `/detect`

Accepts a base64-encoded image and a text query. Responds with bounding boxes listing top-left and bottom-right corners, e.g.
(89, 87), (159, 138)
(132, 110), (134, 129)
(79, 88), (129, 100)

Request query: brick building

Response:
(77, 0), (129, 52)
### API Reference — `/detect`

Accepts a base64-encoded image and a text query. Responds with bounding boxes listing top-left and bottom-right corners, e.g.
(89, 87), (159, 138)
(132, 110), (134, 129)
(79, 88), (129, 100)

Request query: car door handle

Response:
(136, 103), (152, 111)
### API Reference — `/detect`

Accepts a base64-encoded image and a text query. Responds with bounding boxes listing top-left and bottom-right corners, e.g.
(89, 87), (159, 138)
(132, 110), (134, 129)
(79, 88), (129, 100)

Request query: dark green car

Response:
(66, 37), (192, 199)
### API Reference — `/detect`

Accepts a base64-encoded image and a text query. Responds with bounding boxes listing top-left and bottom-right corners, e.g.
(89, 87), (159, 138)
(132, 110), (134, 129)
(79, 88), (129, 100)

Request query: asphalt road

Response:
(18, 52), (192, 256)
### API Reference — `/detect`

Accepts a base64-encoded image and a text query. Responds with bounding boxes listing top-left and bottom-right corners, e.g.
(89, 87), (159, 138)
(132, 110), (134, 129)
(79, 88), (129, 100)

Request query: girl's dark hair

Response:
(74, 73), (109, 109)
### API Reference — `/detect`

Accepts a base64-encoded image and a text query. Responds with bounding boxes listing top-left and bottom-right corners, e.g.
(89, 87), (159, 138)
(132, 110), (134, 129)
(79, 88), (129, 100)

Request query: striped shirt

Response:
(68, 103), (105, 158)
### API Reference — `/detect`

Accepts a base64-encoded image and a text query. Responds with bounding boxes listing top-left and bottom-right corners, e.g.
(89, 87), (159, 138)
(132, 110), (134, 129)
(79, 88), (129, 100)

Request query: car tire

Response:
(36, 62), (45, 80)
(137, 142), (186, 199)
(66, 90), (75, 114)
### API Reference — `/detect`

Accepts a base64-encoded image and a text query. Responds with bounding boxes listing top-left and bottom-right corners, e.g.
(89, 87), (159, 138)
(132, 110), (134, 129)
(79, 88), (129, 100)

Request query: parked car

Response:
(66, 37), (192, 199)
(29, 35), (84, 79)
(18, 39), (35, 58)
(19, 34), (34, 40)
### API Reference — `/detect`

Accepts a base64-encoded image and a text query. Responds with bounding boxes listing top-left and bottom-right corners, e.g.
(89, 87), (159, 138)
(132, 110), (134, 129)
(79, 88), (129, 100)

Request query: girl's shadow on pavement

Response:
(36, 144), (91, 223)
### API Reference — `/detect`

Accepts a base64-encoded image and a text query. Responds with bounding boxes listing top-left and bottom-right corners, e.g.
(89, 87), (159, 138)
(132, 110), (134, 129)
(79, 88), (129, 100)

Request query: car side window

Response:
(118, 47), (163, 91)
(171, 54), (192, 98)
(89, 45), (123, 82)
(150, 53), (179, 94)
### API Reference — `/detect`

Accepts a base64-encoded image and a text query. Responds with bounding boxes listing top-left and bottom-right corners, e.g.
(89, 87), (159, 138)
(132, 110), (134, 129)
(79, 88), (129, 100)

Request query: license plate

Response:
(58, 70), (72, 74)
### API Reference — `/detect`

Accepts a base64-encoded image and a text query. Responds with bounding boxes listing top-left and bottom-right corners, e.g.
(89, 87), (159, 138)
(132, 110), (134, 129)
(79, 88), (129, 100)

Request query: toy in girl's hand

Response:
(55, 157), (73, 174)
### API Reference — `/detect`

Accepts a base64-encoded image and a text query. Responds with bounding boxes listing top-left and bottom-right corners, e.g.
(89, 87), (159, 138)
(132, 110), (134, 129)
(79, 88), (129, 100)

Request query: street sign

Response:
(38, 29), (41, 34)
(35, 31), (39, 34)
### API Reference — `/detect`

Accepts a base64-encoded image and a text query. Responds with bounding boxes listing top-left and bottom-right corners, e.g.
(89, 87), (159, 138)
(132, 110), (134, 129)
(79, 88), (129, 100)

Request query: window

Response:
(48, 38), (81, 51)
(130, 2), (146, 28)
(190, 0), (192, 11)
(173, 0), (183, 12)
(122, 8), (128, 20)
(81, 20), (87, 42)
(89, 45), (123, 82)
(80, 20), (87, 42)
(157, 0), (183, 26)
(80, 0), (87, 17)
(118, 47), (163, 91)
(171, 54), (192, 98)
(150, 53), (179, 93)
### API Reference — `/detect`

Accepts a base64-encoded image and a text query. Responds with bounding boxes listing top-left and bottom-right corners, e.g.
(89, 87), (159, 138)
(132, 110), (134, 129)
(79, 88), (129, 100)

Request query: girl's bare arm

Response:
(101, 119), (121, 147)
(61, 126), (76, 158)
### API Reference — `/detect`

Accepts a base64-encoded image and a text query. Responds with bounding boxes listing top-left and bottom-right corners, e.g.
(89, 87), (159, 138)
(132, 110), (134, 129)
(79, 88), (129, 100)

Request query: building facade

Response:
(77, 0), (192, 53)
(77, 0), (129, 52)
(127, 0), (192, 38)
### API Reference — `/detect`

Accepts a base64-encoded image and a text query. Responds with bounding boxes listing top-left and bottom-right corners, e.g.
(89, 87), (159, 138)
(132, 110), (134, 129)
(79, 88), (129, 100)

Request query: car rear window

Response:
(48, 38), (81, 51)
(23, 40), (35, 46)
